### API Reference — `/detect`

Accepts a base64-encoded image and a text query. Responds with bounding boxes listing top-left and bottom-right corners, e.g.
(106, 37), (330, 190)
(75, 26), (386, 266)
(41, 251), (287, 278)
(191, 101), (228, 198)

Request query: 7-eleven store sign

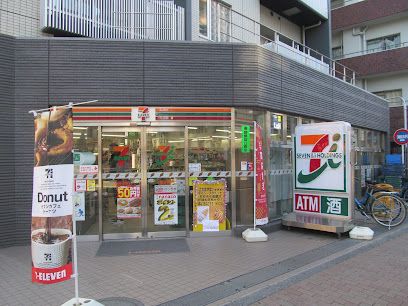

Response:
(131, 107), (156, 122)
(293, 122), (352, 219)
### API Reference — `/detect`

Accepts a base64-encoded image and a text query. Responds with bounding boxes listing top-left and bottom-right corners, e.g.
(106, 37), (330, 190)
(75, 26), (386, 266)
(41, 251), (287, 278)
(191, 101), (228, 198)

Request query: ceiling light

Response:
(102, 134), (127, 138)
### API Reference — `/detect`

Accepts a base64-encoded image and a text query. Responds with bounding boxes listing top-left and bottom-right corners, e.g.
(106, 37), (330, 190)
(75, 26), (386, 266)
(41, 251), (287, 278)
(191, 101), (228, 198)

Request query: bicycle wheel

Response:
(403, 189), (408, 202)
(371, 194), (407, 227)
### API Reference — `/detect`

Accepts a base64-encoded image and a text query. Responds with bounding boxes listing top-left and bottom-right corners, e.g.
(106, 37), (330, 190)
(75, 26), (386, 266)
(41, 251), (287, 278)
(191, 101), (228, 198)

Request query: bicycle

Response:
(398, 177), (408, 203)
(354, 181), (407, 228)
(366, 179), (408, 209)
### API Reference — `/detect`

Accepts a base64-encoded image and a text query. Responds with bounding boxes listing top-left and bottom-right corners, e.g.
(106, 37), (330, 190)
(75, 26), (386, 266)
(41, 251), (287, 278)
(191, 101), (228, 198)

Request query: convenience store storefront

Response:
(73, 106), (386, 240)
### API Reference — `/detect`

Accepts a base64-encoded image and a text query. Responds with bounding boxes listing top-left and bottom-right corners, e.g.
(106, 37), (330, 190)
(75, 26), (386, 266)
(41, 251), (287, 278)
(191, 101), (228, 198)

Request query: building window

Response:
(367, 34), (401, 53)
(373, 89), (402, 107)
(332, 46), (342, 59)
(211, 1), (231, 42)
(199, 0), (210, 37)
(200, 0), (231, 41)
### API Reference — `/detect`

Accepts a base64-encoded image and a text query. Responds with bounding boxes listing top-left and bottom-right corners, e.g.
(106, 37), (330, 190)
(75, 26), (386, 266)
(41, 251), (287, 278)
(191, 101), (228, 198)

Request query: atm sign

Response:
(294, 193), (320, 213)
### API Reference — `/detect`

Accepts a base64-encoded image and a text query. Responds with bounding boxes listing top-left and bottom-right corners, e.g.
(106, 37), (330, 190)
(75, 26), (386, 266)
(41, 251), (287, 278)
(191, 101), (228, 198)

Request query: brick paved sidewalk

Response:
(0, 221), (406, 306)
(254, 232), (408, 306)
(0, 229), (334, 306)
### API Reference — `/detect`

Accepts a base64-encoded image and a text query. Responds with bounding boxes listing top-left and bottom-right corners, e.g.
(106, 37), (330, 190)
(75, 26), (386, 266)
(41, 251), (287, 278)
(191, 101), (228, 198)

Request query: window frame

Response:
(366, 33), (401, 52)
(199, 0), (211, 39)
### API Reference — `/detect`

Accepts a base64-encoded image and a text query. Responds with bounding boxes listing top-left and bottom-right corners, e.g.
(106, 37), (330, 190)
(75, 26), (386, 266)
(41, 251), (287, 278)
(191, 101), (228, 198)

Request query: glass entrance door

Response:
(101, 128), (143, 239)
(101, 127), (186, 239)
(145, 127), (186, 237)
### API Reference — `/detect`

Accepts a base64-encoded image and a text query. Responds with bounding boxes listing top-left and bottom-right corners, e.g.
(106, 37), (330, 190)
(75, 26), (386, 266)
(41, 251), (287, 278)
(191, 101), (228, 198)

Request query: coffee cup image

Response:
(31, 228), (72, 268)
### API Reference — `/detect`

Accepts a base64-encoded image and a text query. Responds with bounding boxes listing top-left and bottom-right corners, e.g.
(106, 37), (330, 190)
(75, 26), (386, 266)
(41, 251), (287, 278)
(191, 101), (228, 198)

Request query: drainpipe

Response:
(352, 26), (368, 54)
(302, 21), (322, 46)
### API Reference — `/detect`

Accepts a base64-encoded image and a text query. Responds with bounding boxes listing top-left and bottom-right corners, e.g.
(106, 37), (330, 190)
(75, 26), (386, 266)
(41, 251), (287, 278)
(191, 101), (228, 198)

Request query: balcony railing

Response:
(333, 41), (408, 60)
(209, 10), (356, 84)
(40, 0), (185, 40)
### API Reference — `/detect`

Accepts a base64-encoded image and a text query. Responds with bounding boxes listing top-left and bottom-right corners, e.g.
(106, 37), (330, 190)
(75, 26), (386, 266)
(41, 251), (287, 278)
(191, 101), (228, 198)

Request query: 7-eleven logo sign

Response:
(131, 107), (156, 122)
(295, 132), (345, 191)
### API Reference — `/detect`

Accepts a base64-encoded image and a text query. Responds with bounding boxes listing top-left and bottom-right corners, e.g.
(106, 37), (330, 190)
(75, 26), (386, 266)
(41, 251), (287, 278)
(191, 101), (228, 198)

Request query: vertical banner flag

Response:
(32, 108), (74, 284)
(255, 123), (268, 225)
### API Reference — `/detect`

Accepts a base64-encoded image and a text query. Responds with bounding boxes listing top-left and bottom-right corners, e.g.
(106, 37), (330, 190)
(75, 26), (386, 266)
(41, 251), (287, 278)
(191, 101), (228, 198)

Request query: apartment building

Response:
(331, 0), (408, 152)
(0, 0), (388, 246)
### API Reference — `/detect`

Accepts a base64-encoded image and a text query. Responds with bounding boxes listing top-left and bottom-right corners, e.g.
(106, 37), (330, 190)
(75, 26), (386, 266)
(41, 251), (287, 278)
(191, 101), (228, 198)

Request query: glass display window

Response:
(73, 126), (99, 236)
(234, 109), (266, 226)
(188, 125), (232, 232)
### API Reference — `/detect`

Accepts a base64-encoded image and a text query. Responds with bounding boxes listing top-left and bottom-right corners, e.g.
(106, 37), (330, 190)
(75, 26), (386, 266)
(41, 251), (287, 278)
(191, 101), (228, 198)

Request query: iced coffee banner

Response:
(31, 108), (74, 284)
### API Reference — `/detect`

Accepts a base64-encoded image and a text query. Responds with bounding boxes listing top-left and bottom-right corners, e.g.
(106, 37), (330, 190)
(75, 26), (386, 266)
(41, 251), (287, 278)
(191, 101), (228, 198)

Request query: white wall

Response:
(0, 0), (50, 37)
(299, 0), (328, 19)
(340, 17), (408, 56)
(366, 73), (408, 100)
(230, 0), (261, 44)
(342, 28), (363, 54)
(191, 0), (261, 43)
(365, 17), (408, 43)
(260, 5), (301, 43)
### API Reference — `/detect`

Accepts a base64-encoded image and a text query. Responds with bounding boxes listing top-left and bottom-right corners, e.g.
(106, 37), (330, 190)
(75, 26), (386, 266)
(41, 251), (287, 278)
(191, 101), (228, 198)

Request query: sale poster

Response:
(117, 185), (141, 219)
(193, 180), (226, 232)
(31, 108), (73, 284)
(154, 185), (178, 225)
(86, 180), (96, 192)
(75, 179), (86, 192)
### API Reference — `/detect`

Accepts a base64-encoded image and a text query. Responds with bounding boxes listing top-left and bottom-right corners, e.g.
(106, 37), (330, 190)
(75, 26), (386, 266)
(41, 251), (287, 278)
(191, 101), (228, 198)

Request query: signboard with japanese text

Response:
(192, 180), (227, 232)
(293, 122), (352, 219)
(75, 179), (86, 192)
(31, 108), (73, 284)
(241, 125), (250, 153)
(294, 193), (348, 217)
(255, 123), (268, 225)
(117, 185), (142, 219)
(154, 185), (178, 225)
(79, 165), (98, 174)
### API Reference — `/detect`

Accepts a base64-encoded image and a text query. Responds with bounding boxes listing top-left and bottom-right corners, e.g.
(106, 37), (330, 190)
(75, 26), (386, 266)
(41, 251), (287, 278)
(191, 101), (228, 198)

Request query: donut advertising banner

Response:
(31, 108), (74, 284)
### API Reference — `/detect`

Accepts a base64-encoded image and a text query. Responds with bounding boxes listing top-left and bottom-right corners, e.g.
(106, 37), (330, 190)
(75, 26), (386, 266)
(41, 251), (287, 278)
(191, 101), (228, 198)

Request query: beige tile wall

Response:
(0, 0), (50, 37)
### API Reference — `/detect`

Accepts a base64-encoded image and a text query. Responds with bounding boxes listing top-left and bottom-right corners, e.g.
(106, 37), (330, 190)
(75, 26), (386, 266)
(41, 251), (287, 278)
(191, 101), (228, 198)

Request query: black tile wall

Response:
(0, 36), (389, 246)
(0, 34), (15, 247)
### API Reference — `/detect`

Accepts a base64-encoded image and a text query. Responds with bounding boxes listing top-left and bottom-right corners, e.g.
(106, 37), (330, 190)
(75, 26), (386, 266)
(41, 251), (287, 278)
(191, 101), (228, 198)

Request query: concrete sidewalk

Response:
(0, 219), (406, 306)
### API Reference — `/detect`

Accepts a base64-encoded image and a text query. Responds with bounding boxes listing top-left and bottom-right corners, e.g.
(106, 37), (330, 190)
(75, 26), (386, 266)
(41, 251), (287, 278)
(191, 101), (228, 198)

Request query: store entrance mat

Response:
(96, 239), (190, 256)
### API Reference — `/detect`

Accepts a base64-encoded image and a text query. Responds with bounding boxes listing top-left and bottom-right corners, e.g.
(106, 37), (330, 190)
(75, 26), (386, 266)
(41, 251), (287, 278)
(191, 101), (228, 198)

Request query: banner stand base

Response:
(282, 212), (354, 238)
(61, 298), (104, 306)
(242, 228), (268, 242)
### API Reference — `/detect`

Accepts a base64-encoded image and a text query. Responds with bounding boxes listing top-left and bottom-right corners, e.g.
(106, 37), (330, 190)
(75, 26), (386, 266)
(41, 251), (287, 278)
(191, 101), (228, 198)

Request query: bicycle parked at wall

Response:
(368, 179), (408, 209)
(354, 180), (407, 228)
(399, 177), (408, 203)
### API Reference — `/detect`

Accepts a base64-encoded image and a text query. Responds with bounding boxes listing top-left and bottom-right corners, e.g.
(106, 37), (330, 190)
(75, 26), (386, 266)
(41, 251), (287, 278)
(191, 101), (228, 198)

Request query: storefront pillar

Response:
(231, 109), (237, 230)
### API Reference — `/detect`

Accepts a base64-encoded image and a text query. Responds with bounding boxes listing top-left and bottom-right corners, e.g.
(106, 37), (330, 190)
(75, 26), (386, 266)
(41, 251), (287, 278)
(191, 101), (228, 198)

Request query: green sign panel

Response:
(241, 125), (250, 153)
(321, 196), (348, 216)
(128, 132), (137, 139)
(73, 153), (80, 162)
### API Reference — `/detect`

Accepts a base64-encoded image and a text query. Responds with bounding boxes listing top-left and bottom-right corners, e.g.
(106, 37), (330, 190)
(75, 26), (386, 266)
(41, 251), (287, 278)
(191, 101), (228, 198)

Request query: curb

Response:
(216, 223), (408, 306)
